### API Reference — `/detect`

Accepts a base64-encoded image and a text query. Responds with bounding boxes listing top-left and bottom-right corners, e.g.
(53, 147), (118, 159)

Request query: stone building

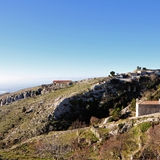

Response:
(136, 99), (160, 117)
(53, 80), (72, 87)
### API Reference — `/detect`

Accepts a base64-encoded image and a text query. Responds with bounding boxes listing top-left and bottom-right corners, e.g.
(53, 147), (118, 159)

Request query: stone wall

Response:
(137, 104), (160, 116)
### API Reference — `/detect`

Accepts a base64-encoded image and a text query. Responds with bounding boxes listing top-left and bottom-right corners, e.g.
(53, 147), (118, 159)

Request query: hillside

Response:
(0, 69), (160, 160)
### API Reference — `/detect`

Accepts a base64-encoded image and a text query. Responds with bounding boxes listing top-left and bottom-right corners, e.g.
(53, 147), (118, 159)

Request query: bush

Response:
(90, 116), (99, 125)
(130, 98), (136, 111)
(107, 117), (114, 122)
(70, 119), (87, 129)
(139, 122), (151, 133)
(22, 106), (26, 112)
(111, 107), (121, 121)
(118, 123), (125, 130)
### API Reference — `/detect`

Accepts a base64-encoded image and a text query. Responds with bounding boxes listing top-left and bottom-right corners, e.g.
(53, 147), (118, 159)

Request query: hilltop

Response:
(0, 68), (160, 159)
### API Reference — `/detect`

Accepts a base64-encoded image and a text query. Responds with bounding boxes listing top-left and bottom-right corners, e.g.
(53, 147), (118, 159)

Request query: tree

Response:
(110, 71), (115, 77)
(142, 67), (147, 70)
(137, 66), (141, 70)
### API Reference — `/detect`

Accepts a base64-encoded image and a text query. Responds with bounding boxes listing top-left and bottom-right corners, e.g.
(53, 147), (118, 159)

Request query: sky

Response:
(0, 0), (160, 91)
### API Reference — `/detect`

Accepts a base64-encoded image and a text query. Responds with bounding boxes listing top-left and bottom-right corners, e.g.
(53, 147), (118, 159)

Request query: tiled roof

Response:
(140, 101), (159, 104)
(53, 80), (72, 83)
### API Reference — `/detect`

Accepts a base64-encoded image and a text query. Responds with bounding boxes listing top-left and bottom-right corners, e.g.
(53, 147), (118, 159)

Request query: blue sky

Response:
(0, 0), (160, 90)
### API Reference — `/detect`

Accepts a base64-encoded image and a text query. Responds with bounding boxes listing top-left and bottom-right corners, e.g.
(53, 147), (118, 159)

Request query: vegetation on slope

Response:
(0, 75), (160, 159)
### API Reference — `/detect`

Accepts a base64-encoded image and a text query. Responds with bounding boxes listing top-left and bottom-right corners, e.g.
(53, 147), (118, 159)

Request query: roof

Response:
(140, 101), (159, 105)
(53, 80), (72, 83)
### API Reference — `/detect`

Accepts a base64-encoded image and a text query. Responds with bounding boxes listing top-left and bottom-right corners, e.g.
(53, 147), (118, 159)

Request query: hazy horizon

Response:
(0, 76), (96, 93)
(0, 0), (160, 90)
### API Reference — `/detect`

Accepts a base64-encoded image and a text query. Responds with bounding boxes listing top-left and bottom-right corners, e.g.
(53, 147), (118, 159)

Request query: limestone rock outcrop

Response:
(0, 88), (42, 106)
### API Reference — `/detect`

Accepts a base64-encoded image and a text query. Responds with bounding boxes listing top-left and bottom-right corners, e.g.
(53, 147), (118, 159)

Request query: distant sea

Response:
(0, 86), (26, 95)
(0, 91), (8, 94)
(0, 89), (15, 95)
(0, 84), (40, 95)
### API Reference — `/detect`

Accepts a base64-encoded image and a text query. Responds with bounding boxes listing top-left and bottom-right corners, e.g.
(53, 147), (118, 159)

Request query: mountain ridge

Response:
(0, 68), (160, 159)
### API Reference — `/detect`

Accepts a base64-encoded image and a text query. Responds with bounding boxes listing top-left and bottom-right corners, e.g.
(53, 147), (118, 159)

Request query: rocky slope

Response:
(0, 74), (160, 159)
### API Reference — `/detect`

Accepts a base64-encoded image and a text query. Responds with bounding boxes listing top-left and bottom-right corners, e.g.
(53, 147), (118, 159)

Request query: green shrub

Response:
(130, 98), (136, 111)
(22, 106), (26, 112)
(107, 117), (114, 122)
(139, 122), (151, 133)
(118, 123), (125, 130)
(111, 107), (121, 121)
